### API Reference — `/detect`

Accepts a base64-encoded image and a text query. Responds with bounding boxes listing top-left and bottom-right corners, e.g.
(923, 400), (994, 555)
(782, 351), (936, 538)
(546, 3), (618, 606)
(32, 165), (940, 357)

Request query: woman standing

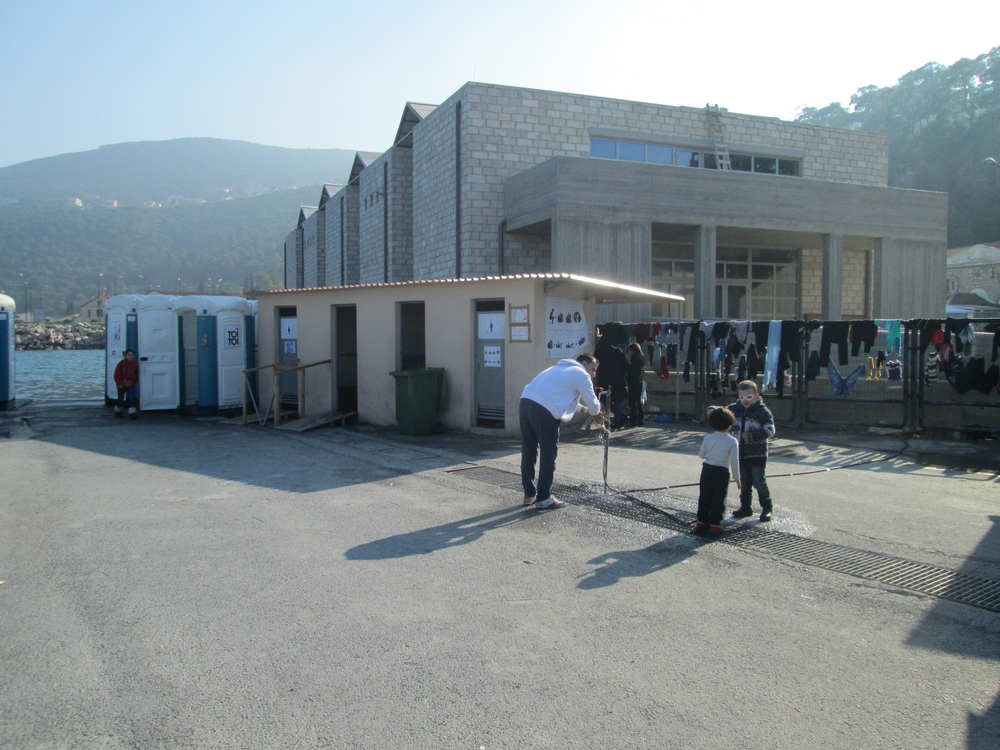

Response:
(626, 342), (646, 427)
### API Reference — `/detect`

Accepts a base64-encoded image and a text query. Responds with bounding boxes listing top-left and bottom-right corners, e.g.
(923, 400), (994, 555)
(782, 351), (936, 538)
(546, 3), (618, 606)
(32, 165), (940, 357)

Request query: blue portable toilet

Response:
(0, 293), (15, 410)
(104, 294), (142, 406)
(175, 296), (252, 412)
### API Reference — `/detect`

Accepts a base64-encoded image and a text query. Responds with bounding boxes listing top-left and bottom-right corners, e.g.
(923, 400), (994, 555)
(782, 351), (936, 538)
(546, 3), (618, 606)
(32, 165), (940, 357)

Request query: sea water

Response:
(14, 349), (105, 400)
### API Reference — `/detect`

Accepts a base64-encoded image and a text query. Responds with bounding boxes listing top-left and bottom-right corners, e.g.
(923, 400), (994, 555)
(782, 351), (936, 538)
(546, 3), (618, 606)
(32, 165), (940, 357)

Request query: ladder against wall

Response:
(706, 104), (733, 171)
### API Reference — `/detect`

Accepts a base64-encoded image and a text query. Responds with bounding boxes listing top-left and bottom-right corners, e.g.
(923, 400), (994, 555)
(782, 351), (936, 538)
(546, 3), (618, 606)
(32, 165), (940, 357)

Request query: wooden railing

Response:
(242, 359), (331, 427)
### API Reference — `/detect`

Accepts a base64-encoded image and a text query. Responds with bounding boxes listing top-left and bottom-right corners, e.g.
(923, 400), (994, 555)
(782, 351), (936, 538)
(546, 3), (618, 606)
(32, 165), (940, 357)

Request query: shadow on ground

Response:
(905, 515), (1000, 749)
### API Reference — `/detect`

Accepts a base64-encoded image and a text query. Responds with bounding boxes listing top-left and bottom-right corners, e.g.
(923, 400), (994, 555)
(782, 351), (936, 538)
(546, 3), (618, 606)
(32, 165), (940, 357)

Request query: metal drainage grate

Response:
(449, 464), (1000, 614)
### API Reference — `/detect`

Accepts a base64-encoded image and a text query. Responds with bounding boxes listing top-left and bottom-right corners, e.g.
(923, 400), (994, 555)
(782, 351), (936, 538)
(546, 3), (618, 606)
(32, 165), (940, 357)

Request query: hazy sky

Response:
(1, 0), (997, 168)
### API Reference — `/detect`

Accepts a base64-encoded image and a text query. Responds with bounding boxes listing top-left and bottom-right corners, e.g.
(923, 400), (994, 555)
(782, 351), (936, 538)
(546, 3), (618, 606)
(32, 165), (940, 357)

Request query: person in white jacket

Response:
(519, 353), (605, 509)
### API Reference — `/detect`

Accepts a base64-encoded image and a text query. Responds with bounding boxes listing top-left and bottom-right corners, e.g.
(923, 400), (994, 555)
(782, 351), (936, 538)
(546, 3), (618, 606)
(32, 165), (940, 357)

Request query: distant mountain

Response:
(0, 138), (356, 204)
(0, 138), (358, 316)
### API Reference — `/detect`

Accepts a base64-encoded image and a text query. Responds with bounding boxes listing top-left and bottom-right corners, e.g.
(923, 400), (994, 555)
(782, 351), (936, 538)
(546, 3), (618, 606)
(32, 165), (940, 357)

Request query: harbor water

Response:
(14, 349), (105, 400)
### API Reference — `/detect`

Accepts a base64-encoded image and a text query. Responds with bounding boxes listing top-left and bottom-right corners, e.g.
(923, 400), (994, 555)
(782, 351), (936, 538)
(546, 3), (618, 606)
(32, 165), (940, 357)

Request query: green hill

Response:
(0, 139), (357, 316)
(0, 138), (355, 204)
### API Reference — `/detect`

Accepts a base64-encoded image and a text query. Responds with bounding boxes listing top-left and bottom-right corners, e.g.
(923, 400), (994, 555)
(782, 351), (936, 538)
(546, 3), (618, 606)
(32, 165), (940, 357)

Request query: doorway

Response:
(335, 305), (358, 414)
(474, 299), (505, 428)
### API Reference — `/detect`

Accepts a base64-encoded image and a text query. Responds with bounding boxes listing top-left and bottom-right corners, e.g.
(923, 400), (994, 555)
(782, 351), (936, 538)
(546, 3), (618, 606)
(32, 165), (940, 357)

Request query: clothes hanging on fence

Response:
(850, 321), (878, 356)
(944, 356), (986, 395)
(736, 355), (748, 384)
(762, 319), (782, 391)
(981, 363), (999, 395)
(752, 321), (770, 352)
(992, 330), (1000, 363)
(746, 344), (761, 381)
(819, 321), (850, 366)
(828, 363), (867, 396)
(879, 319), (902, 356)
(733, 320), (750, 344)
(885, 359), (903, 389)
(925, 350), (939, 384)
(911, 319), (942, 351)
(666, 343), (678, 368)
(805, 350), (820, 381)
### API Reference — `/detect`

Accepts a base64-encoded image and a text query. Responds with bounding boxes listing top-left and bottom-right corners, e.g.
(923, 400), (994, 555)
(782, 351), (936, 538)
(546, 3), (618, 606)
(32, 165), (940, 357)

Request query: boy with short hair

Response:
(696, 406), (741, 535)
(113, 349), (139, 420)
(728, 380), (776, 521)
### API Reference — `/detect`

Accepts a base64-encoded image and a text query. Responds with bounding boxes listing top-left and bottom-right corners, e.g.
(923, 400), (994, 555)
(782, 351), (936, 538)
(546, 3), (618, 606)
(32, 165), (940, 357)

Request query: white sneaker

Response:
(535, 497), (565, 510)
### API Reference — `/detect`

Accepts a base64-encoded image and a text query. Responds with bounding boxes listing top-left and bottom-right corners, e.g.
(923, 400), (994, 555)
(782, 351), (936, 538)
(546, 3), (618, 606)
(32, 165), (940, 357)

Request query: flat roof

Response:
(259, 273), (684, 304)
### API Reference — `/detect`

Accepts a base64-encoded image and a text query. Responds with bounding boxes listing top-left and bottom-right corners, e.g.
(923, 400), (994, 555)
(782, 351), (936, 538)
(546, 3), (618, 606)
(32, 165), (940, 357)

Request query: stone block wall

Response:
(842, 248), (870, 318)
(388, 147), (414, 282)
(302, 210), (318, 288)
(324, 185), (362, 286)
(411, 83), (890, 282)
(358, 157), (386, 283)
(284, 228), (298, 289)
(503, 232), (551, 274)
(413, 91), (461, 279)
(949, 265), (1000, 303)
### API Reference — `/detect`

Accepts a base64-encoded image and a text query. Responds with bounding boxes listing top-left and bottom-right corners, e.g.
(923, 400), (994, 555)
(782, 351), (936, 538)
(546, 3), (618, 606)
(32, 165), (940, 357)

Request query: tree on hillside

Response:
(796, 46), (1000, 246)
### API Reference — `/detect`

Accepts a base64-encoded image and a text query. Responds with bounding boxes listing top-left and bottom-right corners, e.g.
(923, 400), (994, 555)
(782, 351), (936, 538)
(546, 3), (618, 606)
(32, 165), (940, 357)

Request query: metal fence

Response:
(635, 317), (1000, 436)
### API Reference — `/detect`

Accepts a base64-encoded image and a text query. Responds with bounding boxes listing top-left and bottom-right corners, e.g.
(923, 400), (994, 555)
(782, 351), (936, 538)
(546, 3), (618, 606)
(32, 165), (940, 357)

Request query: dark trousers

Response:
(738, 460), (772, 510)
(627, 385), (643, 426)
(116, 386), (137, 410)
(520, 398), (560, 501)
(698, 463), (730, 525)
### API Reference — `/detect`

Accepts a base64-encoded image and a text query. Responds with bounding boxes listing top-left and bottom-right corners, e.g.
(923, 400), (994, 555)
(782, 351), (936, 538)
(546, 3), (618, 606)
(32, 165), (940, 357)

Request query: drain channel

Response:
(449, 464), (1000, 614)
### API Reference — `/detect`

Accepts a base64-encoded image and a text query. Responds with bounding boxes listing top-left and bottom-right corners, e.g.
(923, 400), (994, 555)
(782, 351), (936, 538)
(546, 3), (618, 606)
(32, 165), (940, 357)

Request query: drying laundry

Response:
(827, 363), (866, 396)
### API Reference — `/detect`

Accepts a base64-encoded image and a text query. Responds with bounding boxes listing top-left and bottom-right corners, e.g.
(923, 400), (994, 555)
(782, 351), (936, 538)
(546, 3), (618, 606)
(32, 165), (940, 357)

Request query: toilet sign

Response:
(478, 313), (504, 340)
(484, 345), (501, 367)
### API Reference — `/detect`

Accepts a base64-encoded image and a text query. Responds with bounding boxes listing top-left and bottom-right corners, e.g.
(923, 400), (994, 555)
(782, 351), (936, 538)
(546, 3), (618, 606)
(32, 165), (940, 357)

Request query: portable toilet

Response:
(0, 293), (15, 410)
(174, 295), (252, 412)
(245, 300), (258, 407)
(136, 294), (181, 410)
(104, 294), (142, 406)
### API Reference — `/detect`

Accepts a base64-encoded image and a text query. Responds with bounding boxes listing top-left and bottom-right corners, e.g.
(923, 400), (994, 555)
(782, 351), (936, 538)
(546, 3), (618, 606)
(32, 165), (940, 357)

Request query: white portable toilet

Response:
(174, 295), (252, 411)
(104, 294), (142, 405)
(136, 295), (181, 410)
(0, 293), (15, 410)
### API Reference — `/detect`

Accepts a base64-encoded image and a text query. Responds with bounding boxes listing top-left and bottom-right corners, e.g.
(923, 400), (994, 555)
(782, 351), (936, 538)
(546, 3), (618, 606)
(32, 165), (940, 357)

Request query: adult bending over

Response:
(519, 353), (605, 510)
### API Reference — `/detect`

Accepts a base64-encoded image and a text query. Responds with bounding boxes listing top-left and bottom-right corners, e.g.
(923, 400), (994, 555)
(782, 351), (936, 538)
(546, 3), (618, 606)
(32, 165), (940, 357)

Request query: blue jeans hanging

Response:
(827, 363), (866, 396)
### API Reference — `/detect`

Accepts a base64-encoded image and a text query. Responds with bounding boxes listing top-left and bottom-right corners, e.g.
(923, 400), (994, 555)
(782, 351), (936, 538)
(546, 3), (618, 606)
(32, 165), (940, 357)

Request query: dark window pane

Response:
(647, 145), (673, 164)
(590, 138), (616, 159)
(778, 159), (800, 176)
(717, 247), (748, 262)
(618, 142), (645, 162)
(674, 261), (695, 275)
(678, 149), (700, 168)
(704, 153), (718, 169)
(653, 243), (694, 260)
(716, 263), (724, 279)
(731, 154), (752, 171)
(726, 263), (748, 279)
(751, 264), (775, 280)
(752, 249), (797, 264)
(753, 156), (777, 174)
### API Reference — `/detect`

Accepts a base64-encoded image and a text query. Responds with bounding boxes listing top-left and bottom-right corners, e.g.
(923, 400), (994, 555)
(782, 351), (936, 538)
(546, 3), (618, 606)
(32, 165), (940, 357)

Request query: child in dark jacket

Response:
(696, 406), (742, 535)
(728, 380), (775, 521)
(625, 342), (645, 427)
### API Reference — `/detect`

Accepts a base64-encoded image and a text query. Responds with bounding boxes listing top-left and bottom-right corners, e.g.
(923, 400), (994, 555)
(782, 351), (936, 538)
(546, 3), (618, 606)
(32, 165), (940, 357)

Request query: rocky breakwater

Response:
(16, 321), (105, 350)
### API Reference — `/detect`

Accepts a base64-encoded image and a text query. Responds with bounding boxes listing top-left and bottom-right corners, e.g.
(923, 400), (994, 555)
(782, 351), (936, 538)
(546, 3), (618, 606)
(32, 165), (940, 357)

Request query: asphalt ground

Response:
(2, 401), (999, 749)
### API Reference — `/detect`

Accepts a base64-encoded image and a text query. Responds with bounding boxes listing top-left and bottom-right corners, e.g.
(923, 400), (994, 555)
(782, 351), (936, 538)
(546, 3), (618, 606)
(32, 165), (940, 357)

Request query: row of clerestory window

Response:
(590, 138), (800, 176)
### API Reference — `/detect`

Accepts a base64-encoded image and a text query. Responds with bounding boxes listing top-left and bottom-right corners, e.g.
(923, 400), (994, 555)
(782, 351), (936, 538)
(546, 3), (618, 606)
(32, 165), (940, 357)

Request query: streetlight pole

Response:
(98, 273), (103, 299)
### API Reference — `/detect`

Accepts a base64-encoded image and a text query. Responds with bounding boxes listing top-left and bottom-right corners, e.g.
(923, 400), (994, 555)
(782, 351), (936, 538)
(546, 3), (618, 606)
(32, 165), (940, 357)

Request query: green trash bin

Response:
(389, 368), (445, 435)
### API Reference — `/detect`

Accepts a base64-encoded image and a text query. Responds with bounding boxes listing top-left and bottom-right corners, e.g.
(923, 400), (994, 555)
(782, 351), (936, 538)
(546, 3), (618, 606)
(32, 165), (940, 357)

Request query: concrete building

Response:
(284, 83), (948, 320)
(947, 241), (1000, 314)
(79, 295), (108, 322)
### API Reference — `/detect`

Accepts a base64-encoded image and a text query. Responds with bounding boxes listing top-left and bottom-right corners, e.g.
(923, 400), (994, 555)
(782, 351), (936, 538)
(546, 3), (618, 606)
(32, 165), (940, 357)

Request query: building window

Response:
(651, 243), (695, 318)
(590, 138), (617, 159)
(590, 138), (800, 177)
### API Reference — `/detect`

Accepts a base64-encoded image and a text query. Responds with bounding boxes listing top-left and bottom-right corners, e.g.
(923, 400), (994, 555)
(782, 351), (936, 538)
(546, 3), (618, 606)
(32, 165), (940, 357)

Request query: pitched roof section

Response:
(394, 101), (439, 146)
(297, 206), (317, 226)
(349, 151), (384, 185)
(947, 242), (1000, 267)
(319, 183), (345, 208)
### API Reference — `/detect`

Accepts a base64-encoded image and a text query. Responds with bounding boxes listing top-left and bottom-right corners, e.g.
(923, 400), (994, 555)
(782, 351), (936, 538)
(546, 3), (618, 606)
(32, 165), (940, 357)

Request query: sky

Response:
(1, 0), (998, 168)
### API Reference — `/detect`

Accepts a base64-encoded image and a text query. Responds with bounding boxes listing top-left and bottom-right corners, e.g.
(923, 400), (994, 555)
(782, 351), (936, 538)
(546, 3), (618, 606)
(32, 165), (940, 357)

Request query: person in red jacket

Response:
(113, 349), (139, 420)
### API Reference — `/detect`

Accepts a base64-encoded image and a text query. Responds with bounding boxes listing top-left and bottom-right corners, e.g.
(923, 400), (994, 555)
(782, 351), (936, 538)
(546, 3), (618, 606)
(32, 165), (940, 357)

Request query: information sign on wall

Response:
(544, 298), (588, 359)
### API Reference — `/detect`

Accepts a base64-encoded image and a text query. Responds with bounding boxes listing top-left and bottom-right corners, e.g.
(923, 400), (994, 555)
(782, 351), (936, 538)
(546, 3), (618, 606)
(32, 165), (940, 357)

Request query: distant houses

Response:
(79, 295), (108, 321)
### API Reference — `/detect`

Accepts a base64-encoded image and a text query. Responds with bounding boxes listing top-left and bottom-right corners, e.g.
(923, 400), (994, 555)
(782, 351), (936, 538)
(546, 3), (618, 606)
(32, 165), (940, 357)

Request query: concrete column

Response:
(693, 225), (716, 319)
(873, 237), (947, 318)
(822, 233), (844, 321)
